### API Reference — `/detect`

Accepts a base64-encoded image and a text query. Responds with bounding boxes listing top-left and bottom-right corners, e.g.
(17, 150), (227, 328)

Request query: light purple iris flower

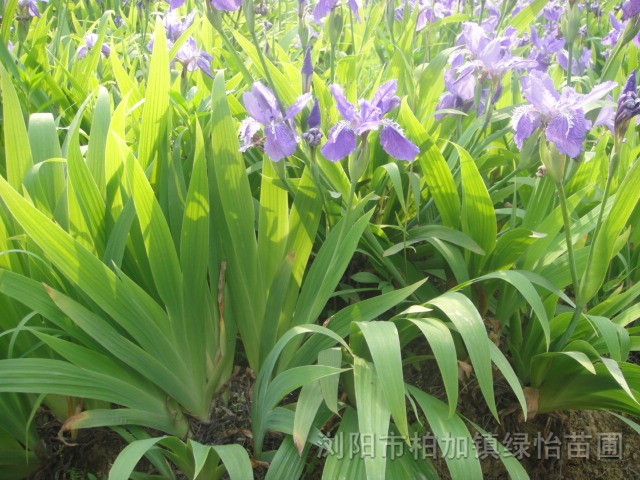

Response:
(313, 0), (361, 24)
(320, 80), (419, 162)
(394, 0), (459, 32)
(184, 0), (241, 11)
(528, 27), (564, 73)
(622, 0), (640, 20)
(167, 0), (185, 9)
(211, 0), (242, 10)
(512, 70), (616, 158)
(557, 47), (592, 75)
(239, 83), (312, 161)
(542, 1), (564, 23)
(614, 71), (640, 138)
(173, 38), (213, 77)
(77, 33), (111, 60)
(17, 0), (48, 18)
(602, 12), (640, 56)
(164, 10), (196, 41)
(436, 22), (536, 118)
(457, 23), (537, 81)
(302, 99), (324, 147)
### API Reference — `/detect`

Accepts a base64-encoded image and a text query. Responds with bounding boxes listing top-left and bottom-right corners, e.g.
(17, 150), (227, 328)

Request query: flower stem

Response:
(553, 177), (585, 351)
(249, 24), (284, 112)
(566, 41), (573, 87)
(556, 179), (580, 296)
(555, 301), (585, 351)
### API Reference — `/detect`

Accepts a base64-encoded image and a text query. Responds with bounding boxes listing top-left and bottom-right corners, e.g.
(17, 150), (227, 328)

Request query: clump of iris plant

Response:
(239, 82), (311, 161)
(512, 70), (616, 158)
(320, 80), (419, 162)
(77, 33), (111, 60)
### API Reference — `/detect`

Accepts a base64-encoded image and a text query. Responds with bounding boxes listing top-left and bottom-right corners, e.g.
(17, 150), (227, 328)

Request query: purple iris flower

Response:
(320, 80), (419, 162)
(614, 71), (640, 138)
(211, 0), (242, 11)
(167, 0), (185, 9)
(528, 27), (565, 73)
(622, 0), (640, 20)
(512, 70), (616, 158)
(77, 34), (111, 60)
(313, 0), (361, 24)
(436, 23), (536, 118)
(394, 0), (427, 32)
(172, 38), (213, 77)
(394, 0), (460, 32)
(601, 13), (640, 57)
(239, 83), (312, 161)
(593, 95), (615, 133)
(17, 0), (48, 18)
(543, 1), (564, 23)
(164, 10), (196, 41)
(456, 23), (536, 80)
(557, 47), (592, 75)
(303, 99), (324, 147)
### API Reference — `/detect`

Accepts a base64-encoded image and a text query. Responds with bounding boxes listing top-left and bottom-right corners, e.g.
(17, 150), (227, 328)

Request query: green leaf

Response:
(86, 86), (111, 195)
(355, 321), (408, 439)
(138, 19), (170, 171)
(397, 100), (460, 228)
(407, 318), (459, 418)
(409, 386), (483, 480)
(579, 159), (640, 304)
(456, 144), (496, 264)
(293, 382), (324, 454)
(428, 292), (498, 419)
(292, 208), (374, 328)
(384, 225), (485, 257)
(0, 64), (33, 189)
(210, 71), (264, 371)
(510, 0), (549, 33)
(354, 357), (390, 480)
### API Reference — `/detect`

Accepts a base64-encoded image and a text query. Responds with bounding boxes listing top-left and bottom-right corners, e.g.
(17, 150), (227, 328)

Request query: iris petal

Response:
(320, 121), (357, 161)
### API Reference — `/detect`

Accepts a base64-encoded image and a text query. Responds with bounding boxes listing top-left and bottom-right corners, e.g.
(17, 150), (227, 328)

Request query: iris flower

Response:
(211, 0), (242, 10)
(622, 0), (640, 20)
(512, 70), (616, 158)
(17, 0), (48, 18)
(173, 38), (213, 77)
(313, 0), (360, 24)
(164, 10), (196, 41)
(77, 33), (111, 60)
(169, 0), (240, 10)
(614, 70), (640, 139)
(557, 47), (592, 76)
(528, 26), (565, 73)
(436, 23), (536, 118)
(239, 83), (312, 161)
(320, 80), (419, 162)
